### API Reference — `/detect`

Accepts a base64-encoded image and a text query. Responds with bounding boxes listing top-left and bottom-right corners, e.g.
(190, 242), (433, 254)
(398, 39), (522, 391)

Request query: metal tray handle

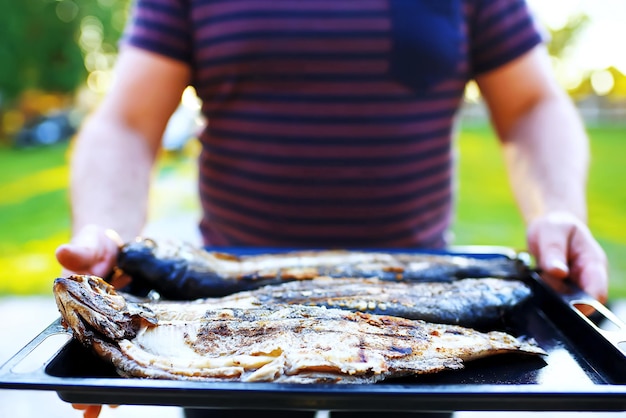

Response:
(0, 318), (70, 379)
(538, 272), (626, 356)
(569, 299), (626, 353)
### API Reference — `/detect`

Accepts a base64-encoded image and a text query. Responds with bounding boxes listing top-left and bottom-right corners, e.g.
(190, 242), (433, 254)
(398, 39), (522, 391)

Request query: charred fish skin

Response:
(53, 275), (546, 384)
(116, 239), (283, 299)
(130, 276), (533, 328)
(245, 277), (532, 328)
(117, 238), (525, 300)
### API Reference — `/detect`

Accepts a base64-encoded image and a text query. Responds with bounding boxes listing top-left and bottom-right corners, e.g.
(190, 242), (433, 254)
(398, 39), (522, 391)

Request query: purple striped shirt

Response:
(124, 0), (542, 248)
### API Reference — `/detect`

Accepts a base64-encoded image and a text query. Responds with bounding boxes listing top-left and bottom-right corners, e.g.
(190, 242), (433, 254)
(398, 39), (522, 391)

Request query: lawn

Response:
(0, 143), (72, 295)
(1, 124), (625, 299)
(454, 124), (626, 298)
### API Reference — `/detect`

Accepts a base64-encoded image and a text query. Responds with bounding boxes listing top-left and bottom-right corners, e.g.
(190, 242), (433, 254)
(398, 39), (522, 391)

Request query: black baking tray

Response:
(1, 246), (626, 412)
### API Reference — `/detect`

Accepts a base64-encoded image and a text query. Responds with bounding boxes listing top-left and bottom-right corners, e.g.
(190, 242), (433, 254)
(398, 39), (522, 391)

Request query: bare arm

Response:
(56, 46), (191, 277)
(477, 45), (588, 223)
(476, 45), (608, 301)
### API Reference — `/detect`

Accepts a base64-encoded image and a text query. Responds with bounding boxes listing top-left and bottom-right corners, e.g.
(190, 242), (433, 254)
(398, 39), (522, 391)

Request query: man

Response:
(56, 0), (607, 417)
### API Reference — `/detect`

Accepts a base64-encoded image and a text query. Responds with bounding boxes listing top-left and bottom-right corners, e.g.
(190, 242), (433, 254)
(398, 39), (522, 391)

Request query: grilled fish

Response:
(117, 239), (524, 299)
(53, 275), (545, 384)
(183, 276), (532, 327)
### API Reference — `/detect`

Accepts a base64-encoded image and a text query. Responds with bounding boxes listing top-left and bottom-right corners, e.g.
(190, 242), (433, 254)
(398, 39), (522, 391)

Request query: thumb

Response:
(55, 244), (100, 274)
(56, 225), (123, 277)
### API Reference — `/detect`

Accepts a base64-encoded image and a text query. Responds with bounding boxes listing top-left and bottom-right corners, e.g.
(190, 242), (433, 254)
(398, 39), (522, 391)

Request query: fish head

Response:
(54, 275), (157, 345)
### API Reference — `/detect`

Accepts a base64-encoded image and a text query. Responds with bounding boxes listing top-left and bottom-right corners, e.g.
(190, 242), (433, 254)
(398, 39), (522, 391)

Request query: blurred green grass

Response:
(1, 124), (625, 299)
(454, 124), (626, 298)
(0, 143), (72, 295)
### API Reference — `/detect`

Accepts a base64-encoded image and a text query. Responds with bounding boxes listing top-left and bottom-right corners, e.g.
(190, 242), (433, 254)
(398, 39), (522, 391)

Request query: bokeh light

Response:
(55, 0), (79, 23)
(591, 70), (615, 96)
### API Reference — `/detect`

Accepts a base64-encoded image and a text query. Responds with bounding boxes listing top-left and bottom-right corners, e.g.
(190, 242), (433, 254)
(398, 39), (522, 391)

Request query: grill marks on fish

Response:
(140, 276), (532, 327)
(214, 276), (532, 327)
(116, 239), (523, 299)
(53, 275), (545, 384)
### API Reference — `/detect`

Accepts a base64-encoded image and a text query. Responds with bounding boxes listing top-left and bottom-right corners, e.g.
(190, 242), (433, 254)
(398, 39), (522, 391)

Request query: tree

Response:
(0, 1), (82, 103)
(0, 0), (130, 138)
(545, 13), (590, 59)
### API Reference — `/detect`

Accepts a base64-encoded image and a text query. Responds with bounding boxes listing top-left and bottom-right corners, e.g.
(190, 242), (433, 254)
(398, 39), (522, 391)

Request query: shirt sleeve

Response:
(121, 0), (193, 64)
(468, 0), (544, 77)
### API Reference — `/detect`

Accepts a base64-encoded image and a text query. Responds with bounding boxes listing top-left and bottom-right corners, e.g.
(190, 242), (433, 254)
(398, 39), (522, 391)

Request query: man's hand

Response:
(72, 404), (119, 418)
(527, 211), (608, 303)
(57, 226), (124, 418)
(56, 225), (123, 278)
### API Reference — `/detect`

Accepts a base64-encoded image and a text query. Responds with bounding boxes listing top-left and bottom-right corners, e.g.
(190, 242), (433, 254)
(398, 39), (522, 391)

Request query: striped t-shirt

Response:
(124, 0), (542, 248)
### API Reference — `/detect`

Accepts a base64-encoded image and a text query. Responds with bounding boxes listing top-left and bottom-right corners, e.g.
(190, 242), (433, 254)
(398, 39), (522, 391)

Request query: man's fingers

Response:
(70, 404), (118, 418)
(55, 225), (123, 277)
(569, 227), (609, 303)
(84, 405), (103, 418)
(55, 244), (99, 273)
(103, 228), (124, 247)
(527, 216), (570, 279)
(71, 404), (103, 418)
(578, 262), (608, 303)
(527, 212), (609, 302)
(539, 251), (569, 279)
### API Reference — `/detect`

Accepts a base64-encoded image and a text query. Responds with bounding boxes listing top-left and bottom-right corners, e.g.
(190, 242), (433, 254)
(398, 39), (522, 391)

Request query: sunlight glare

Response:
(551, 56), (584, 91)
(590, 70), (615, 96)
(528, 0), (626, 74)
(527, 0), (582, 30)
(87, 70), (113, 94)
(464, 81), (481, 103)
(181, 86), (202, 110)
(79, 16), (104, 52)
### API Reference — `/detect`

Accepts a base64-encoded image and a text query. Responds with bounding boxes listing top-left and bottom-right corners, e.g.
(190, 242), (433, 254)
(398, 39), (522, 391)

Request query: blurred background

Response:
(0, 0), (625, 301)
